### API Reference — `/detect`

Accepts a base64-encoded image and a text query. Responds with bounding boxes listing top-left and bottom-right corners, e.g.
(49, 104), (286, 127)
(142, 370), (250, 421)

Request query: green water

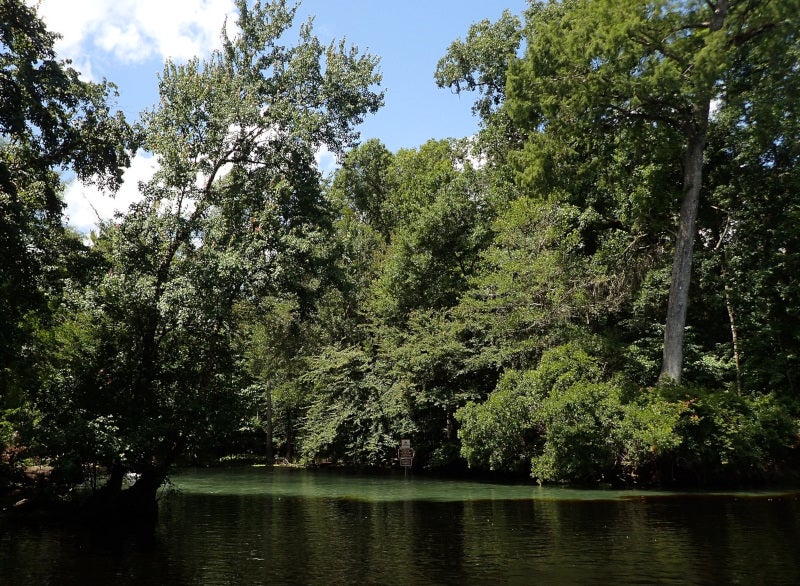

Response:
(2, 467), (800, 585)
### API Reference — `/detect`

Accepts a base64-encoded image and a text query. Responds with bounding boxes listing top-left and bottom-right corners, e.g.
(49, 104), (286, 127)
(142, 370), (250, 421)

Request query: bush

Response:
(456, 369), (540, 472)
(457, 343), (800, 486)
(660, 385), (800, 485)
(457, 343), (688, 485)
(530, 379), (624, 483)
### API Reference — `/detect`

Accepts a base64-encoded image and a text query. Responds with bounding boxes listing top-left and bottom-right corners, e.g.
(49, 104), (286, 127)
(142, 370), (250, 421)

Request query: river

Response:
(2, 467), (799, 585)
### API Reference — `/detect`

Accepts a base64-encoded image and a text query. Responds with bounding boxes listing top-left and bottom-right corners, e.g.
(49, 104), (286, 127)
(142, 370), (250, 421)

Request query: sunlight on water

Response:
(171, 466), (799, 503)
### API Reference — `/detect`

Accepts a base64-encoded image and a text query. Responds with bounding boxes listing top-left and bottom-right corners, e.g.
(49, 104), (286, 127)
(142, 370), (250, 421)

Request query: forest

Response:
(2, 0), (800, 519)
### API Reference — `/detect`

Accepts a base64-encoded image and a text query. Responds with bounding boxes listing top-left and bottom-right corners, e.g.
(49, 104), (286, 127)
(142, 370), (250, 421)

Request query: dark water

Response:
(2, 468), (800, 585)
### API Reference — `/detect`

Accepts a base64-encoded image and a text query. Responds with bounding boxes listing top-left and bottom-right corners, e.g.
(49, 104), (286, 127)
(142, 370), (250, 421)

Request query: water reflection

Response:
(2, 468), (799, 585)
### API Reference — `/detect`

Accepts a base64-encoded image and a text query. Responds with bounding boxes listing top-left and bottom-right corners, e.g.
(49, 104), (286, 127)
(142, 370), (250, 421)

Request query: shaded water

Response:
(2, 467), (800, 585)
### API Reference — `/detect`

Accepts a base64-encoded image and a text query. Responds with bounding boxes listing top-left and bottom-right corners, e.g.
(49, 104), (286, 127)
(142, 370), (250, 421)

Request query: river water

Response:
(2, 467), (799, 585)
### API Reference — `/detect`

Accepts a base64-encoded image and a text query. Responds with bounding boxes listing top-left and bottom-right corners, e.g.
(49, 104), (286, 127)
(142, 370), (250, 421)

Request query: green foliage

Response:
(295, 0), (800, 480)
(435, 9), (522, 121)
(530, 380), (624, 483)
(372, 166), (490, 320)
(298, 139), (498, 469)
(17, 0), (383, 486)
(0, 407), (34, 455)
(300, 344), (414, 466)
(456, 369), (538, 472)
(697, 10), (800, 393)
(456, 197), (637, 372)
(1, 0), (134, 404)
(505, 0), (800, 383)
(661, 386), (800, 484)
(614, 392), (685, 480)
(458, 344), (687, 484)
(434, 9), (525, 166)
(4, 0), (800, 494)
(330, 138), (395, 240)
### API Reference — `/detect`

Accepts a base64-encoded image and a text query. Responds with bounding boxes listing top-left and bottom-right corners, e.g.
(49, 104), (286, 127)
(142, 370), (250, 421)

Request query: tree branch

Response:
(732, 22), (778, 46)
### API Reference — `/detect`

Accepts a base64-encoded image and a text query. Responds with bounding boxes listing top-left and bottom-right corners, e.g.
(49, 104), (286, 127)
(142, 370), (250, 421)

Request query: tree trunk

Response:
(721, 262), (743, 395)
(265, 384), (274, 464)
(101, 459), (124, 497)
(658, 0), (728, 385)
(659, 126), (707, 384)
(87, 437), (183, 530)
(714, 219), (743, 395)
(119, 467), (166, 526)
(286, 411), (294, 462)
(446, 408), (456, 441)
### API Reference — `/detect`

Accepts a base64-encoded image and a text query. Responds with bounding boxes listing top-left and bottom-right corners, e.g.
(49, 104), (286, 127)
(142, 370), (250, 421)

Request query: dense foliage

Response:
(3, 0), (800, 510)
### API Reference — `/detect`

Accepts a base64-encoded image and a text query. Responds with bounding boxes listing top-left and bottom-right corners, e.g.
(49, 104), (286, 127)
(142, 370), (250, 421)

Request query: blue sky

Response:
(34, 0), (528, 229)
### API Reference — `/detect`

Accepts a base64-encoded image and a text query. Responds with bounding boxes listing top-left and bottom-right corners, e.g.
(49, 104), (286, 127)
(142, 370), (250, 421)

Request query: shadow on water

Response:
(2, 467), (800, 585)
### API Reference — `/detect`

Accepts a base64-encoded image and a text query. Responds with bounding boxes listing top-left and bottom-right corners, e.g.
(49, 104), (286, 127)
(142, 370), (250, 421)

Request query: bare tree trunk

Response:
(721, 263), (743, 395)
(659, 127), (706, 384)
(446, 408), (456, 441)
(265, 384), (274, 464)
(286, 411), (294, 462)
(714, 219), (743, 395)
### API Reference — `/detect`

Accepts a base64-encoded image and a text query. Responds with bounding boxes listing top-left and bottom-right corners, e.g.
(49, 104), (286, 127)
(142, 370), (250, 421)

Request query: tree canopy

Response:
(3, 0), (800, 511)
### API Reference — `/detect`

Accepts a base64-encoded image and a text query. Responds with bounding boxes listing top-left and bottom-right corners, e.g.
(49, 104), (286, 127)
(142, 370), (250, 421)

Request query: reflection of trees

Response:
(5, 479), (800, 584)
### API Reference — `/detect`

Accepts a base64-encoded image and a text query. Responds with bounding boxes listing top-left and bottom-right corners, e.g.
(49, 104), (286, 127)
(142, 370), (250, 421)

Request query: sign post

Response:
(398, 439), (414, 477)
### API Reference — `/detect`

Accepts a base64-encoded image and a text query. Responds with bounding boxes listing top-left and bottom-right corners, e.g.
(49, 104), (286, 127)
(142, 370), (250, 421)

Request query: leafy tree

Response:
(372, 158), (490, 321)
(300, 342), (414, 466)
(455, 196), (639, 375)
(435, 8), (521, 123)
(698, 12), (800, 394)
(456, 368), (539, 473)
(0, 0), (133, 404)
(34, 0), (382, 516)
(239, 295), (319, 462)
(299, 138), (498, 468)
(330, 138), (396, 241)
(435, 9), (524, 164)
(506, 0), (799, 383)
(381, 139), (472, 238)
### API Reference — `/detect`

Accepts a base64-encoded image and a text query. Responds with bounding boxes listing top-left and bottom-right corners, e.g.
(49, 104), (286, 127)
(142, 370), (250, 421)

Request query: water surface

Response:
(2, 467), (799, 585)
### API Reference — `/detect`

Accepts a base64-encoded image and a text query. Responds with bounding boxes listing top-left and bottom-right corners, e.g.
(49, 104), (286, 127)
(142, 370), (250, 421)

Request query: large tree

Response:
(1, 0), (132, 426)
(506, 0), (798, 383)
(40, 0), (382, 517)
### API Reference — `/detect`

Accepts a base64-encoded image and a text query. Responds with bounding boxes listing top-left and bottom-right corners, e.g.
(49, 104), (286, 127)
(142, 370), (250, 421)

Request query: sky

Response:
(33, 0), (529, 231)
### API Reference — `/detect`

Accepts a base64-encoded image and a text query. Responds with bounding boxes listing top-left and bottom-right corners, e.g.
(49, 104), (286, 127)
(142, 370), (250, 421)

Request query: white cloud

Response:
(64, 143), (338, 233)
(314, 145), (339, 177)
(63, 153), (158, 232)
(35, 0), (237, 66)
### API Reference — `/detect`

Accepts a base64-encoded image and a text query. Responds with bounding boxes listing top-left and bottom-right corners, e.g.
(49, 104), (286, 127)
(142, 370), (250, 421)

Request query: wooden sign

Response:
(398, 439), (414, 467)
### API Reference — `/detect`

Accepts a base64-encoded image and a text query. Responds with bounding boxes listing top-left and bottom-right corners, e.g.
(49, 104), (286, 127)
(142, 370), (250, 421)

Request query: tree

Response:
(371, 145), (491, 321)
(298, 139), (498, 468)
(506, 0), (799, 383)
(1, 0), (132, 456)
(435, 9), (524, 165)
(330, 138), (396, 241)
(239, 295), (318, 463)
(434, 9), (522, 122)
(0, 0), (137, 480)
(697, 8), (800, 394)
(457, 343), (686, 484)
(38, 0), (382, 517)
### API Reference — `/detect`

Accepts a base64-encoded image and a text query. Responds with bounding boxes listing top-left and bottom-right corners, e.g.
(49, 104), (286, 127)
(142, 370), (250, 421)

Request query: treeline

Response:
(3, 0), (800, 512)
